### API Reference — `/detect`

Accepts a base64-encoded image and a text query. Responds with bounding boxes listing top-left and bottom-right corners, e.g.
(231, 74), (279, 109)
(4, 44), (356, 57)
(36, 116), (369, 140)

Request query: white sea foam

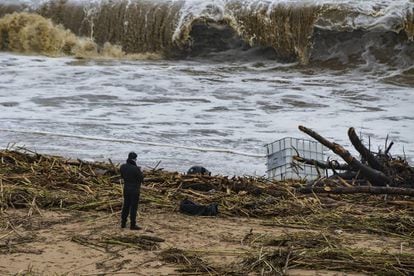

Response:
(0, 128), (265, 158)
(0, 52), (413, 175)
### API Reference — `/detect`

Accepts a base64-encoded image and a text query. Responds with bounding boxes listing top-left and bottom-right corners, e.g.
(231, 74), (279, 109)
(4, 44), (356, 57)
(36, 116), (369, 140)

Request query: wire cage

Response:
(265, 137), (326, 180)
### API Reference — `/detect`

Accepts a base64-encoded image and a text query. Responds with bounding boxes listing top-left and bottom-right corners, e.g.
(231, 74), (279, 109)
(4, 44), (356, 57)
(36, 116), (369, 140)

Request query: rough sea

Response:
(0, 0), (413, 175)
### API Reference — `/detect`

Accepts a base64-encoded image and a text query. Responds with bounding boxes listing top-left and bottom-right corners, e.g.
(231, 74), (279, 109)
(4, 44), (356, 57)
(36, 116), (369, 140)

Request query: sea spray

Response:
(0, 12), (100, 57)
(0, 12), (162, 59)
(0, 12), (77, 56)
(36, 0), (183, 55)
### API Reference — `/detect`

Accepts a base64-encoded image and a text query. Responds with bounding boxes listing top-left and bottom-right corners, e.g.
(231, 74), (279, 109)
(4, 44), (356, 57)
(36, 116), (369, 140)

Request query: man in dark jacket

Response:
(120, 152), (144, 230)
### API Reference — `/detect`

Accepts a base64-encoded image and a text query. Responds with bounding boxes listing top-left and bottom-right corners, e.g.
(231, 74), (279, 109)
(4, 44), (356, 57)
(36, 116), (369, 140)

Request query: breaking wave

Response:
(0, 0), (413, 65)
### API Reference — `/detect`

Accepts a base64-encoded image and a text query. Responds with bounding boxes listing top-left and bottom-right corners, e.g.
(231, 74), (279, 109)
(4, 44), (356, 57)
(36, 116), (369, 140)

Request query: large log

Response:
(298, 126), (391, 186)
(298, 186), (414, 196)
(293, 156), (352, 171)
(348, 127), (384, 171)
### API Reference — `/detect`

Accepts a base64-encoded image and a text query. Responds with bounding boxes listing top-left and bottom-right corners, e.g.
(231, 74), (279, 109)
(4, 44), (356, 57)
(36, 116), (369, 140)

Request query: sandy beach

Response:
(2, 206), (412, 275)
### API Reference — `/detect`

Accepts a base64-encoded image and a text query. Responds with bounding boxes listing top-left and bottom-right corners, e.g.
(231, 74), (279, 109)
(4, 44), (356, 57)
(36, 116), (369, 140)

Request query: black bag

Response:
(179, 199), (218, 216)
(187, 166), (211, 176)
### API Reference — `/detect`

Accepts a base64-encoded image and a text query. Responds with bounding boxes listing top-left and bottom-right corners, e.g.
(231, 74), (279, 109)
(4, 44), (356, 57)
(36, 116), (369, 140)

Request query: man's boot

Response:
(121, 221), (126, 229)
(130, 224), (142, 230)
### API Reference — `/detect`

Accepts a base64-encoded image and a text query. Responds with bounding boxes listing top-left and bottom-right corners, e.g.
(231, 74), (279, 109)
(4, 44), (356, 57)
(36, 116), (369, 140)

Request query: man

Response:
(120, 152), (144, 230)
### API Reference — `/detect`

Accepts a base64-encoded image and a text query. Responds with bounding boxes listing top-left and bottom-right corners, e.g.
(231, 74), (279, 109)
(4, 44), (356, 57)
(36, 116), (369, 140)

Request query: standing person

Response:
(120, 152), (144, 230)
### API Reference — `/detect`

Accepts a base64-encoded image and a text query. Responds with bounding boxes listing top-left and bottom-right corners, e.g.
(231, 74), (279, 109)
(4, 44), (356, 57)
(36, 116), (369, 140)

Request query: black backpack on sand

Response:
(179, 198), (218, 216)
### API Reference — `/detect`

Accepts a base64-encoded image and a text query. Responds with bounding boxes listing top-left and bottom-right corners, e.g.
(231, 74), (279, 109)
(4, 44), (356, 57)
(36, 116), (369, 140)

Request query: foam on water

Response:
(0, 128), (265, 157)
(1, 1), (413, 175)
(0, 52), (413, 175)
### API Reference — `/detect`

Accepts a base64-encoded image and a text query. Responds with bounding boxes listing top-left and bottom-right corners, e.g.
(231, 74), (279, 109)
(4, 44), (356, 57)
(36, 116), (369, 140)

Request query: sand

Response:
(1, 204), (411, 275)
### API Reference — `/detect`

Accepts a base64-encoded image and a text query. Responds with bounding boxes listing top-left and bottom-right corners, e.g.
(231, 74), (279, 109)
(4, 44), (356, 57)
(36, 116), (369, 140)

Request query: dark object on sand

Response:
(179, 199), (218, 216)
(187, 166), (211, 176)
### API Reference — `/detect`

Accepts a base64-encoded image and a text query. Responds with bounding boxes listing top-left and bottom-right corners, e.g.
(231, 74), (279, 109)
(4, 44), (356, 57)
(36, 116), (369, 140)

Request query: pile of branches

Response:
(294, 126), (414, 196)
(1, 147), (414, 275)
(1, 147), (413, 235)
(0, 148), (305, 217)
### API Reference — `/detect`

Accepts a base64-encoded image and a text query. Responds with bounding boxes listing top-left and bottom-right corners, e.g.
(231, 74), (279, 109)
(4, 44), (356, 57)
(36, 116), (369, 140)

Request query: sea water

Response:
(0, 0), (413, 175)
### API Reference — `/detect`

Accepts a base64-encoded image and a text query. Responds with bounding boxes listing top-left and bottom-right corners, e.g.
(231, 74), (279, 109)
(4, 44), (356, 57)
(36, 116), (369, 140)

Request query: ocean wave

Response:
(0, 0), (413, 65)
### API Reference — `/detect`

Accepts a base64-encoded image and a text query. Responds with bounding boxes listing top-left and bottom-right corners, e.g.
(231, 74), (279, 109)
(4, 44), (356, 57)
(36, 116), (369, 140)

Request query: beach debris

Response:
(187, 166), (211, 176)
(179, 198), (218, 216)
(159, 248), (218, 274)
(241, 243), (414, 275)
(1, 147), (414, 274)
(71, 233), (164, 252)
(294, 126), (414, 195)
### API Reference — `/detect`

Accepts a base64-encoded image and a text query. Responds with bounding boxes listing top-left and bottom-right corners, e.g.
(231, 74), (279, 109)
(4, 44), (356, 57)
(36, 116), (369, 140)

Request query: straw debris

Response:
(241, 245), (414, 275)
(1, 147), (414, 274)
(71, 233), (164, 252)
(159, 248), (219, 274)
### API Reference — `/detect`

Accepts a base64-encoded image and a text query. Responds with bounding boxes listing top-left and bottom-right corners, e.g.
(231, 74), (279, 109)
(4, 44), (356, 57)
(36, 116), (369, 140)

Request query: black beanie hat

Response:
(128, 152), (137, 160)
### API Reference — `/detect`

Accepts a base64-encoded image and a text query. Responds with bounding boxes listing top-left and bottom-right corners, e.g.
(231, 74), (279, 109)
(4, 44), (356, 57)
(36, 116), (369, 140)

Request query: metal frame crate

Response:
(265, 137), (325, 180)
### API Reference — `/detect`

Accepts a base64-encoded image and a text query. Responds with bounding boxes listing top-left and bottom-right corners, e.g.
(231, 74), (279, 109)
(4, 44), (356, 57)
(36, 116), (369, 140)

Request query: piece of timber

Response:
(348, 127), (384, 172)
(293, 156), (352, 171)
(298, 186), (414, 196)
(298, 125), (391, 186)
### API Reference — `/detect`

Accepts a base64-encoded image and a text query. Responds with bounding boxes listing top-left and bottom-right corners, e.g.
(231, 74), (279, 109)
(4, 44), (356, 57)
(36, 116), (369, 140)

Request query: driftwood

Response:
(298, 126), (391, 186)
(298, 186), (414, 196)
(348, 127), (384, 172)
(294, 126), (414, 196)
(293, 156), (351, 171)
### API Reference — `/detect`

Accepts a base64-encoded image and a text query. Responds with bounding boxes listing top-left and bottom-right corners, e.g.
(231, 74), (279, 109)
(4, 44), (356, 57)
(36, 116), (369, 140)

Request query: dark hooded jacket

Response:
(120, 159), (144, 192)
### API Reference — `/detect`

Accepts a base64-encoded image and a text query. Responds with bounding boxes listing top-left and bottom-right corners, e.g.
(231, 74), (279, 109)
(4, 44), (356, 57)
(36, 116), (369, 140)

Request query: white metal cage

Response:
(265, 137), (325, 180)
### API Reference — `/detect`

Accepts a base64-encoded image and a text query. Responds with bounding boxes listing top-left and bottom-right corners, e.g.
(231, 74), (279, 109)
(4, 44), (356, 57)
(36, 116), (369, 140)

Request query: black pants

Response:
(121, 189), (140, 226)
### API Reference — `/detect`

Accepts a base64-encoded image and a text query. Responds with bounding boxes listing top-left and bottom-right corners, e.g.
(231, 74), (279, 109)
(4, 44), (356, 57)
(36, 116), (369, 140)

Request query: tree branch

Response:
(348, 127), (384, 171)
(297, 186), (414, 196)
(298, 125), (390, 186)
